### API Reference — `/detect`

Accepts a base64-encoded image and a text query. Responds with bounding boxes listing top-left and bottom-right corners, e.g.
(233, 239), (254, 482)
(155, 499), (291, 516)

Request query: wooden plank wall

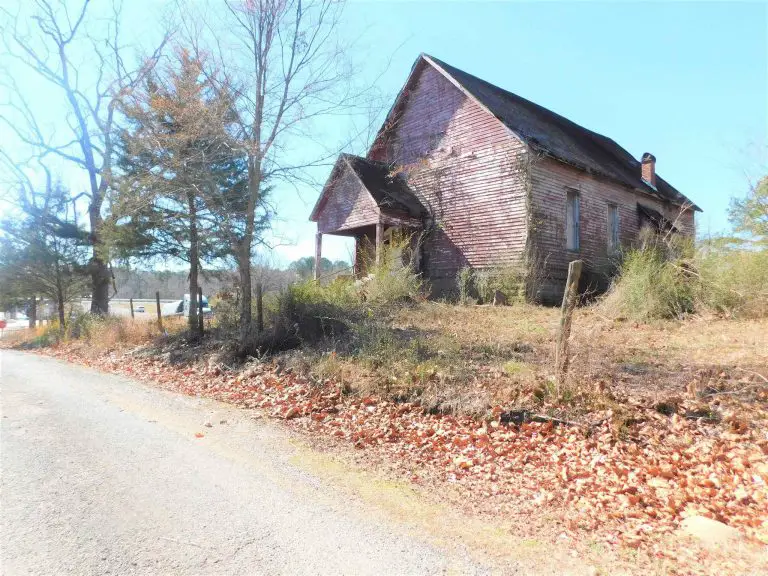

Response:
(316, 163), (381, 234)
(369, 62), (529, 294)
(529, 156), (696, 303)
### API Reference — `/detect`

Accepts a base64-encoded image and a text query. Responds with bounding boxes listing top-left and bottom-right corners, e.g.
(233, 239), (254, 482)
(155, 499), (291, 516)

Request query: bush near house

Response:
(602, 233), (768, 321)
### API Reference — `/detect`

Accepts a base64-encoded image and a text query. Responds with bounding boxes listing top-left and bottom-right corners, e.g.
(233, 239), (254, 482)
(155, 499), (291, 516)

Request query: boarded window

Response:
(566, 190), (580, 251)
(607, 204), (620, 252)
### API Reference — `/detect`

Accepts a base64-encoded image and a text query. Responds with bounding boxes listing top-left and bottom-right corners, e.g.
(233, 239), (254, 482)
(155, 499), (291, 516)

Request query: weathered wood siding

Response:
(529, 156), (696, 303)
(370, 62), (529, 295)
(315, 164), (381, 234)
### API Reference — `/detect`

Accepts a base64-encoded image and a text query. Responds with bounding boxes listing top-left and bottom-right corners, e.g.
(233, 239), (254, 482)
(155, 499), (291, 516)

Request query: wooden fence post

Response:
(197, 286), (204, 335)
(156, 291), (163, 332)
(314, 232), (322, 281)
(256, 282), (264, 333)
(555, 260), (583, 388)
(129, 298), (135, 319)
(375, 222), (384, 266)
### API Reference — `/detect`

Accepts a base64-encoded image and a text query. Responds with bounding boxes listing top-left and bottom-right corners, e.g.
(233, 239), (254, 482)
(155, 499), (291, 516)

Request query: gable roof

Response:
(377, 54), (700, 211)
(343, 154), (427, 217)
(309, 154), (426, 223)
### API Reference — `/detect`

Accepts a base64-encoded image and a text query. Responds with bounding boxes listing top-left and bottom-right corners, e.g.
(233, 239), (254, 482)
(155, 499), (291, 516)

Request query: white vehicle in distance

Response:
(161, 294), (213, 318)
(135, 305), (145, 313)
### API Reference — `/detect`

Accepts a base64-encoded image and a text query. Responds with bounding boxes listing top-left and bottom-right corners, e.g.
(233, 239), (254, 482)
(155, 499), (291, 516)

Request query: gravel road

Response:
(0, 350), (489, 575)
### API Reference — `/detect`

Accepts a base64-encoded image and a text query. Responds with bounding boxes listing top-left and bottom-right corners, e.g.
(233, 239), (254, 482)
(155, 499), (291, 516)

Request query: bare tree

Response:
(0, 0), (169, 315)
(180, 0), (372, 350)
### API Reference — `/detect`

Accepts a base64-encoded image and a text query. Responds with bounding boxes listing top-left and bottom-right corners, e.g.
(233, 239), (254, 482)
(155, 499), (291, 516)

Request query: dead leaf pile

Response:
(44, 344), (768, 565)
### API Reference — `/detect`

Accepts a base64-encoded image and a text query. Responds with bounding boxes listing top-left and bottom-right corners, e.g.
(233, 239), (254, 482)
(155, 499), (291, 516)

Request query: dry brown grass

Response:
(399, 302), (767, 380)
(381, 302), (768, 422)
(3, 315), (187, 358)
(394, 301), (557, 348)
(279, 299), (768, 422)
(8, 299), (766, 427)
(568, 310), (768, 395)
(95, 316), (187, 350)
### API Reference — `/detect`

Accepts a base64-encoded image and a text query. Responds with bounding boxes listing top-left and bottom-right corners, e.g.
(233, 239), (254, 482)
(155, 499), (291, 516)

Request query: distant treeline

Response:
(111, 268), (236, 300)
(111, 258), (350, 300)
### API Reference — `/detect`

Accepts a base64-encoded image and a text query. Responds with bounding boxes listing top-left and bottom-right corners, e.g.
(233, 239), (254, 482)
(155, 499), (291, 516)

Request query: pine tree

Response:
(115, 49), (247, 336)
(0, 171), (89, 328)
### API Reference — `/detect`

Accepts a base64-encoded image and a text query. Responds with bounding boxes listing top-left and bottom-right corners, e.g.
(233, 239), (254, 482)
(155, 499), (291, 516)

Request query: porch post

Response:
(375, 222), (384, 266)
(314, 232), (322, 280)
(353, 236), (359, 276)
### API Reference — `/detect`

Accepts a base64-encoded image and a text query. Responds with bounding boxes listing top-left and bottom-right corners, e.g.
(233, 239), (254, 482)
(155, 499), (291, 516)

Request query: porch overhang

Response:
(310, 154), (427, 279)
(318, 214), (423, 238)
(309, 153), (427, 236)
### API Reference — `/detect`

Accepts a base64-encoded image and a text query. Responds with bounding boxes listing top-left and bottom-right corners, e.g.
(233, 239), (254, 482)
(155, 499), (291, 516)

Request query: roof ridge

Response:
(421, 54), (698, 211)
(426, 55), (603, 139)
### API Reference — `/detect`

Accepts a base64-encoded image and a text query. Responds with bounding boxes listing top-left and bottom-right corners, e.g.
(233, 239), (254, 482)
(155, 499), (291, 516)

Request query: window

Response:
(565, 190), (580, 251)
(607, 204), (620, 252)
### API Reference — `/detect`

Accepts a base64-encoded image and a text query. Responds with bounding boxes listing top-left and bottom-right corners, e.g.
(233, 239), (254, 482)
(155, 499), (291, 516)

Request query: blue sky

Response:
(2, 0), (766, 266)
(291, 0), (767, 263)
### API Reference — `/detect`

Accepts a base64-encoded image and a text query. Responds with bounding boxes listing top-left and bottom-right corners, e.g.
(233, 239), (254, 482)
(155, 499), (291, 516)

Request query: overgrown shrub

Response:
(602, 233), (768, 320)
(474, 263), (527, 304)
(210, 291), (240, 333)
(457, 266), (475, 305)
(27, 321), (64, 347)
(358, 232), (425, 305)
(68, 311), (99, 340)
(245, 234), (425, 356)
(695, 242), (768, 318)
(602, 241), (694, 320)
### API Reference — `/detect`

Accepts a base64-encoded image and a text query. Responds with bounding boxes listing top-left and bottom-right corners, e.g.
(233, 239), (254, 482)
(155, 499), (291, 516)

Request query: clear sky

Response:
(2, 0), (766, 267)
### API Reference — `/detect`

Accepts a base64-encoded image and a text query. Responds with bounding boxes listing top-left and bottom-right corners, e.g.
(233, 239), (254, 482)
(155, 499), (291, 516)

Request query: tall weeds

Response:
(474, 264), (527, 304)
(695, 242), (768, 318)
(14, 313), (186, 351)
(602, 233), (768, 320)
(248, 233), (425, 353)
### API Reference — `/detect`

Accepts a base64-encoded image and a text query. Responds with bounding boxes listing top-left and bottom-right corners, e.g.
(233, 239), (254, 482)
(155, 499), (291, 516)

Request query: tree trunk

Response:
(28, 296), (37, 329)
(237, 155), (261, 351)
(56, 280), (66, 329)
(89, 257), (110, 315)
(54, 243), (66, 329)
(89, 208), (110, 315)
(187, 193), (200, 337)
(237, 247), (252, 350)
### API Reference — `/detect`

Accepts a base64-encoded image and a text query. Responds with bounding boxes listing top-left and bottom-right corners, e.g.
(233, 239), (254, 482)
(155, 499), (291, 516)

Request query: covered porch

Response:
(309, 154), (427, 280)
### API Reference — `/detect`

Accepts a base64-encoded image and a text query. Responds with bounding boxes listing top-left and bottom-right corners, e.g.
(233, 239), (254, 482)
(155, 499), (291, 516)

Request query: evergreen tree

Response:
(0, 168), (89, 328)
(115, 48), (247, 336)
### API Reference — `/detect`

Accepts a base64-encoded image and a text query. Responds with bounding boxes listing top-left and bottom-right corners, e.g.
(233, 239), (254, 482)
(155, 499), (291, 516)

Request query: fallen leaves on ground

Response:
(44, 344), (768, 574)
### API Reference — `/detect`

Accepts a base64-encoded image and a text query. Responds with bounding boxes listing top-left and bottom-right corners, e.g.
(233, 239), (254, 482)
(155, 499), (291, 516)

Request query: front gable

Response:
(311, 158), (381, 234)
(367, 55), (528, 167)
(364, 56), (532, 278)
(310, 155), (427, 235)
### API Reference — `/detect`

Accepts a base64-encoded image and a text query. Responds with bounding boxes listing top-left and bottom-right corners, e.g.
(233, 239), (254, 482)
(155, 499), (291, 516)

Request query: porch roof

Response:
(310, 154), (427, 235)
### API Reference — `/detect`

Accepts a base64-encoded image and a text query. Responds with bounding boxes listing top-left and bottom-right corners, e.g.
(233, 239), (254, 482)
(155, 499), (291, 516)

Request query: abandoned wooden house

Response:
(310, 54), (700, 302)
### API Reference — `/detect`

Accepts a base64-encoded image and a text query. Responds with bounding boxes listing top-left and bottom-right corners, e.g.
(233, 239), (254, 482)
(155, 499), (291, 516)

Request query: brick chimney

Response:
(641, 152), (656, 187)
